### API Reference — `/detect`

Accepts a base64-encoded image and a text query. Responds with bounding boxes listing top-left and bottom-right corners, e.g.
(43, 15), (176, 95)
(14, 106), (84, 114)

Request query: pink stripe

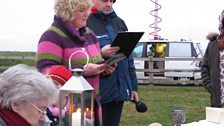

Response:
(86, 44), (101, 55)
(63, 44), (101, 61)
(37, 41), (63, 58)
(63, 48), (89, 60)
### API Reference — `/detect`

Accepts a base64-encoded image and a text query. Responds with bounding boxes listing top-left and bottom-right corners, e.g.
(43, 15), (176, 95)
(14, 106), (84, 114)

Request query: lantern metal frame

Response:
(58, 49), (94, 126)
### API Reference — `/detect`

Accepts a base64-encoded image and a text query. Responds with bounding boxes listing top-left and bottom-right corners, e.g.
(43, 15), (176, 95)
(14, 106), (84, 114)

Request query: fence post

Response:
(148, 56), (154, 85)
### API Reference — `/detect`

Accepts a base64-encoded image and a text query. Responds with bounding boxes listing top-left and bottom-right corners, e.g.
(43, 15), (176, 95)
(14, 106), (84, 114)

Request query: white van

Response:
(133, 40), (203, 80)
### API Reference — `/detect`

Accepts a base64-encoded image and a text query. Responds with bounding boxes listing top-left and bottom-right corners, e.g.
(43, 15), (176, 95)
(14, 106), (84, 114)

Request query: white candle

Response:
(72, 109), (86, 126)
(72, 110), (81, 126)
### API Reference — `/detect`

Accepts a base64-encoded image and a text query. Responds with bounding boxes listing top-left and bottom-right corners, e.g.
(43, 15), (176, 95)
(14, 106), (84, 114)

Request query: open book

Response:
(103, 31), (144, 65)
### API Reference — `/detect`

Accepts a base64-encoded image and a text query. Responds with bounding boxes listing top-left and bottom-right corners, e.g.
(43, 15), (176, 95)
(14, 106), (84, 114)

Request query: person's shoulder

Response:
(114, 15), (125, 22)
(206, 32), (219, 42)
(113, 15), (128, 30)
(85, 27), (95, 35)
(88, 13), (94, 18)
(84, 27), (98, 42)
(87, 13), (100, 21)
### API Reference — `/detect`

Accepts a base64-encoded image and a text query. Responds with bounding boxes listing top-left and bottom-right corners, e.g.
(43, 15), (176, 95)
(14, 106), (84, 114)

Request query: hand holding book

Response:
(97, 45), (124, 66)
(101, 45), (120, 58)
(100, 32), (144, 66)
(102, 63), (117, 76)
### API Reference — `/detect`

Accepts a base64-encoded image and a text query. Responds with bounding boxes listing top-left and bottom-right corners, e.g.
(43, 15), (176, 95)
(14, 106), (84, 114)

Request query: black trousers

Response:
(101, 101), (124, 126)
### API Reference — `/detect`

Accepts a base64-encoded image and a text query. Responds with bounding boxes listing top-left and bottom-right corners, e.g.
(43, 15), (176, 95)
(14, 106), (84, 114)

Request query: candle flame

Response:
(76, 108), (81, 113)
(86, 108), (89, 112)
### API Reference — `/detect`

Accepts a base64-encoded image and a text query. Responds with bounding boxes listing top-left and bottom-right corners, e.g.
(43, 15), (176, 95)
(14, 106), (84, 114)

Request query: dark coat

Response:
(201, 33), (221, 107)
(87, 11), (138, 104)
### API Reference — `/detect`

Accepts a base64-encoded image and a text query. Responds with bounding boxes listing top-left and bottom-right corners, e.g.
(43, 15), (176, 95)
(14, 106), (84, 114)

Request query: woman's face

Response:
(72, 7), (90, 28)
(12, 99), (48, 126)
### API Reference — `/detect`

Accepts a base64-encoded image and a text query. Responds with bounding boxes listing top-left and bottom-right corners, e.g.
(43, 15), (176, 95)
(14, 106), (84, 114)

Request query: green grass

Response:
(120, 85), (210, 126)
(0, 51), (35, 72)
(0, 51), (35, 56)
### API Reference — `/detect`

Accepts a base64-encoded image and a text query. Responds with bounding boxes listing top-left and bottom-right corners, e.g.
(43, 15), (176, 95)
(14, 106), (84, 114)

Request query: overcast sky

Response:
(0, 0), (224, 51)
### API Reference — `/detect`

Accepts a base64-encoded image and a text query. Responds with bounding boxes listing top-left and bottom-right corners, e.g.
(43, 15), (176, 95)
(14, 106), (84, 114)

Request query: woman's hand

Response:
(83, 63), (106, 76)
(101, 45), (120, 58)
(102, 63), (117, 76)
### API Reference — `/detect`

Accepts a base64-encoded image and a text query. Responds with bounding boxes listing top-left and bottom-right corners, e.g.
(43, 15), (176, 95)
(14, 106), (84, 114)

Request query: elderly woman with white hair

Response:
(0, 64), (57, 126)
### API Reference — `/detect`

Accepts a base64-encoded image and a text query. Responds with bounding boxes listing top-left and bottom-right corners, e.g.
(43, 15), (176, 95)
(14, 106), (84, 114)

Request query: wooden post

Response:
(148, 56), (154, 85)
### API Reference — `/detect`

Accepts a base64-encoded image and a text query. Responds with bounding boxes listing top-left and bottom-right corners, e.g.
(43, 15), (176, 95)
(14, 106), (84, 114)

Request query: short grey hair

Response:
(0, 64), (57, 109)
(54, 0), (92, 22)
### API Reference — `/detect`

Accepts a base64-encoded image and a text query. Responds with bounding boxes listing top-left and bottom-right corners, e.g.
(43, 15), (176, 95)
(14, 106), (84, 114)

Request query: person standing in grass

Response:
(36, 0), (116, 125)
(87, 0), (139, 126)
(201, 10), (224, 107)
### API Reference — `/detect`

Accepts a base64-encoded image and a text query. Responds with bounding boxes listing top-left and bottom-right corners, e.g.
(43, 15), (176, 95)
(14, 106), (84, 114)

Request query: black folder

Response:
(111, 31), (144, 57)
(104, 31), (144, 65)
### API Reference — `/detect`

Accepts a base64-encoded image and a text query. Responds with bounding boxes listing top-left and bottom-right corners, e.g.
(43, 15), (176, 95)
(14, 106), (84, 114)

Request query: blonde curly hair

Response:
(54, 0), (92, 22)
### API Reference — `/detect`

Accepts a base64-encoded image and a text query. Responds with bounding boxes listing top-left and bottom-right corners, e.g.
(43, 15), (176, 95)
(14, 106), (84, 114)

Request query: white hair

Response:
(0, 64), (57, 109)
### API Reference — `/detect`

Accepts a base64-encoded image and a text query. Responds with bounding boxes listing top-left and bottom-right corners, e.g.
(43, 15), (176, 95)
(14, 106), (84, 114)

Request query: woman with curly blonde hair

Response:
(36, 0), (117, 125)
(54, 0), (92, 22)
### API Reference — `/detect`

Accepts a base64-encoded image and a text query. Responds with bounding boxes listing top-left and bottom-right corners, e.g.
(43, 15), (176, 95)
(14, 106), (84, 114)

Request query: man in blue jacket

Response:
(87, 0), (139, 126)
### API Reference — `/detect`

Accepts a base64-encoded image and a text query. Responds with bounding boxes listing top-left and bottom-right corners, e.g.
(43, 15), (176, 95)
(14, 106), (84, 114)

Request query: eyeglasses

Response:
(101, 0), (115, 3)
(28, 102), (47, 115)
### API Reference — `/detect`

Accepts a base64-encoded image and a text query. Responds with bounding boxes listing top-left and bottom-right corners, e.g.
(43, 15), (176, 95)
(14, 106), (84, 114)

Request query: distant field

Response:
(0, 51), (35, 56)
(0, 51), (36, 72)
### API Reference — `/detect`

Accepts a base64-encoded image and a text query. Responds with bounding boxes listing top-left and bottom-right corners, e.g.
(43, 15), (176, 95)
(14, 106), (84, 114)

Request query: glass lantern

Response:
(59, 69), (94, 126)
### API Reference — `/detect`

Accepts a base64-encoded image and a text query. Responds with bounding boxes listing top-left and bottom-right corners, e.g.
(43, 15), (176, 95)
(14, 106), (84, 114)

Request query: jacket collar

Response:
(0, 108), (31, 126)
(92, 11), (117, 21)
(53, 15), (86, 44)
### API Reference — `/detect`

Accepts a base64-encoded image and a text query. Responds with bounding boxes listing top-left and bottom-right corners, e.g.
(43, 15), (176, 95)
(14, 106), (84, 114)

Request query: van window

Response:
(133, 43), (144, 58)
(145, 43), (167, 58)
(168, 43), (192, 57)
(146, 44), (153, 56)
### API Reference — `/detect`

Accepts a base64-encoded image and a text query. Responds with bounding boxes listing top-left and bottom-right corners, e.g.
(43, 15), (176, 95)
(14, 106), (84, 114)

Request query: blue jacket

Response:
(87, 11), (138, 104)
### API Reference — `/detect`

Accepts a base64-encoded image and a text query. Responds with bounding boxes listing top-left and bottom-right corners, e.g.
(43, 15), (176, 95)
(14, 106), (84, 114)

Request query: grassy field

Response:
(0, 52), (209, 126)
(0, 51), (35, 72)
(0, 51), (35, 56)
(120, 85), (210, 126)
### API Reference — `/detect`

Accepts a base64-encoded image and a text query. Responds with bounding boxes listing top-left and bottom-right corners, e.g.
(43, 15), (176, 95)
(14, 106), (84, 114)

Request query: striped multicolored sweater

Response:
(36, 16), (103, 90)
